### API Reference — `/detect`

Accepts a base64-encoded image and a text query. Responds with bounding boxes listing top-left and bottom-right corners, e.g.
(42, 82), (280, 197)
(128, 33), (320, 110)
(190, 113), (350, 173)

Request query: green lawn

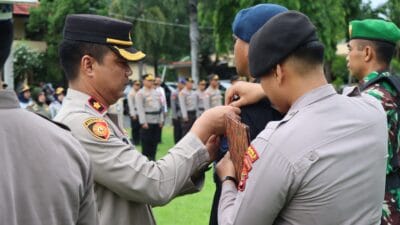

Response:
(133, 125), (216, 225)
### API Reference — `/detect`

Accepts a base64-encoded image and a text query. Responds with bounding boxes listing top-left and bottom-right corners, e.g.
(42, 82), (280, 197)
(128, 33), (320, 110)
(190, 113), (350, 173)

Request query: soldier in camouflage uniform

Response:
(347, 19), (400, 224)
(205, 74), (223, 108)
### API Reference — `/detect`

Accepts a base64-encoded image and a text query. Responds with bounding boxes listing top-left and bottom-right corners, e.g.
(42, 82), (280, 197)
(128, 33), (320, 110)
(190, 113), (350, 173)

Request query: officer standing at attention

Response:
(179, 77), (197, 135)
(127, 80), (141, 145)
(209, 4), (286, 225)
(135, 73), (163, 160)
(217, 11), (388, 225)
(346, 19), (400, 224)
(206, 74), (223, 108)
(171, 78), (185, 143)
(0, 81), (98, 225)
(55, 14), (240, 225)
(196, 79), (210, 117)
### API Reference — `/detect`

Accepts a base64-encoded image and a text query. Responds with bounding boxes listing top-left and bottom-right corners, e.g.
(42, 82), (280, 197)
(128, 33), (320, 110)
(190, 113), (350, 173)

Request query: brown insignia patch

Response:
(83, 118), (110, 141)
(88, 97), (106, 114)
(238, 145), (259, 191)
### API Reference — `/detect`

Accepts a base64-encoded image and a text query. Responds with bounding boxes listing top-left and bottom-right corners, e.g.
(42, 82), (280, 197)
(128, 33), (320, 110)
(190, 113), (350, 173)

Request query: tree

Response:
(27, 0), (109, 85)
(13, 43), (45, 88)
(189, 0), (199, 83)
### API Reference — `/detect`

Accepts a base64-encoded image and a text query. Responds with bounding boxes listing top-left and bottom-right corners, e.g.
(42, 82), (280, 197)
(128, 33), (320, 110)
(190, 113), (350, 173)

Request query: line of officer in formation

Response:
(171, 75), (223, 143)
(130, 73), (224, 156)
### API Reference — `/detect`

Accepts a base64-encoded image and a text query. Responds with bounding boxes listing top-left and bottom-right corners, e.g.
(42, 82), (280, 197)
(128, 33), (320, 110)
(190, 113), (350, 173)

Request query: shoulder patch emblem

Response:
(83, 117), (110, 141)
(88, 97), (106, 114)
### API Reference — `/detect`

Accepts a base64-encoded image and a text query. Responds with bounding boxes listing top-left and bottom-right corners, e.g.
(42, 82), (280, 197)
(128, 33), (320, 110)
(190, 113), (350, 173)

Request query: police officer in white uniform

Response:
(179, 77), (198, 135)
(0, 81), (97, 225)
(196, 79), (210, 117)
(171, 79), (185, 143)
(206, 74), (223, 108)
(135, 74), (163, 160)
(217, 11), (387, 225)
(55, 14), (239, 225)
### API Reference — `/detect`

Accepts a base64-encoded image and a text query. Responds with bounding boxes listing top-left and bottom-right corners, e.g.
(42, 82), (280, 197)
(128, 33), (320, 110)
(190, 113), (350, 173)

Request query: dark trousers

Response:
(173, 118), (183, 143)
(140, 124), (160, 161)
(181, 111), (196, 136)
(130, 117), (141, 145)
(209, 172), (222, 225)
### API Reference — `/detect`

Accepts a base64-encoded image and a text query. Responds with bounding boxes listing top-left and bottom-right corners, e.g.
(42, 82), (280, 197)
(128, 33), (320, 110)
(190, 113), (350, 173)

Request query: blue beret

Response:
(232, 4), (288, 43)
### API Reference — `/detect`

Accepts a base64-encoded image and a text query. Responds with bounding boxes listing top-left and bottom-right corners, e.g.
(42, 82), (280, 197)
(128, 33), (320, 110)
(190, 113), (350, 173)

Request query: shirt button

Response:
(308, 152), (318, 161)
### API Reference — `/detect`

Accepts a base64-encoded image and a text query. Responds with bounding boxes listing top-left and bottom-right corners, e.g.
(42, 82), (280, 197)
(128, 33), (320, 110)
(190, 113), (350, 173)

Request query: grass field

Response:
(133, 125), (215, 225)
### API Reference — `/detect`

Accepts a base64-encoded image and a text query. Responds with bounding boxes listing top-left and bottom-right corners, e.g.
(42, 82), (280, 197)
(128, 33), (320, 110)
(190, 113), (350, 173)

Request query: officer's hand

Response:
(191, 106), (240, 143)
(183, 117), (189, 122)
(205, 135), (220, 162)
(224, 81), (265, 107)
(159, 123), (163, 128)
(131, 115), (137, 120)
(216, 152), (236, 179)
(142, 123), (149, 129)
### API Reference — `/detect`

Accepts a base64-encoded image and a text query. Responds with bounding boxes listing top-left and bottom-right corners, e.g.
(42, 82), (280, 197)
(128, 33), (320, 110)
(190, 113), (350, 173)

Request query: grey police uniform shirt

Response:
(196, 90), (210, 117)
(178, 87), (198, 119)
(55, 88), (209, 225)
(0, 90), (97, 225)
(135, 87), (164, 125)
(218, 84), (388, 225)
(127, 89), (138, 117)
(171, 89), (182, 119)
(205, 86), (222, 108)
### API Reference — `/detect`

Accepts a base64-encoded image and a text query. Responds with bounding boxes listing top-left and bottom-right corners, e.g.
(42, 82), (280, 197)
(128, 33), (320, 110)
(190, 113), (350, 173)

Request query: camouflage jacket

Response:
(361, 71), (400, 223)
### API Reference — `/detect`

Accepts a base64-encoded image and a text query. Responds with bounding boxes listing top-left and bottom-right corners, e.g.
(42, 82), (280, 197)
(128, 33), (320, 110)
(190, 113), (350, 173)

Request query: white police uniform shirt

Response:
(0, 89), (97, 225)
(218, 84), (387, 225)
(55, 88), (209, 225)
(205, 86), (222, 108)
(178, 87), (197, 120)
(196, 89), (210, 117)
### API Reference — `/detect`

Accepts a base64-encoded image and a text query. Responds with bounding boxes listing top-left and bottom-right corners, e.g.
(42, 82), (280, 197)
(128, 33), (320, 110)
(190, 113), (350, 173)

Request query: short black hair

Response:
(273, 42), (325, 75)
(371, 40), (395, 65)
(59, 40), (110, 81)
(290, 42), (324, 65)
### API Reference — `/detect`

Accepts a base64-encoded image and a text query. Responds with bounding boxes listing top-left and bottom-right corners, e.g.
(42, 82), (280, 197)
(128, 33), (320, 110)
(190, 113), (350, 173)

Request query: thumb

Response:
(229, 98), (247, 108)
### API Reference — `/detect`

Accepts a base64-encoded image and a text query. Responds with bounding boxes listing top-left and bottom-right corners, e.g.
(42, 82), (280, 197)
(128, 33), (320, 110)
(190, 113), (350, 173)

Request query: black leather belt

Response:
(145, 111), (161, 115)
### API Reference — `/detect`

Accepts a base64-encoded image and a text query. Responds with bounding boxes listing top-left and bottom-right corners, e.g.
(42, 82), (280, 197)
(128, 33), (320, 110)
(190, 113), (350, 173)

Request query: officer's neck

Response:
(361, 61), (389, 79)
(69, 80), (111, 108)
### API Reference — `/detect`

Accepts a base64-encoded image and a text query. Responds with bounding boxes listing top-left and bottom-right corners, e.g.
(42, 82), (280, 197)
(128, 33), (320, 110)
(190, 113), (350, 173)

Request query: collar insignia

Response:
(88, 97), (106, 114)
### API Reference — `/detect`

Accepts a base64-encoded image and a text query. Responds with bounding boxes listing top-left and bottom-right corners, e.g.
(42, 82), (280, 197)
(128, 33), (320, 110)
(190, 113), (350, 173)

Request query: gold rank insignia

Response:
(88, 97), (106, 114)
(247, 145), (259, 163)
(83, 117), (110, 141)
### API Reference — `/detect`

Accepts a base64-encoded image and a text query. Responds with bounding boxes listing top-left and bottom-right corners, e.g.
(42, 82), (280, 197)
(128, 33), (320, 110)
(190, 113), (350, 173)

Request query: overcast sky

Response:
(368, 0), (387, 8)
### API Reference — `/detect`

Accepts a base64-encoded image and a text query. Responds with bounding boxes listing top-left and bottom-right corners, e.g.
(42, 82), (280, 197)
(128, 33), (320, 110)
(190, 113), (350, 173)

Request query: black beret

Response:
(63, 14), (145, 62)
(249, 11), (319, 78)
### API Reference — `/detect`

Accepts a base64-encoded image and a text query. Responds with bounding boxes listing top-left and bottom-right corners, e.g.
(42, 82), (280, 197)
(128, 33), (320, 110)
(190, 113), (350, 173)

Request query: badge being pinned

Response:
(238, 145), (259, 191)
(83, 117), (110, 141)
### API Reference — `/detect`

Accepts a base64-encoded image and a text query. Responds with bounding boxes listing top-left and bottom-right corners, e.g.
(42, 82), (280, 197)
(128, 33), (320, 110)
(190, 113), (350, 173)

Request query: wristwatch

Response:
(221, 176), (237, 185)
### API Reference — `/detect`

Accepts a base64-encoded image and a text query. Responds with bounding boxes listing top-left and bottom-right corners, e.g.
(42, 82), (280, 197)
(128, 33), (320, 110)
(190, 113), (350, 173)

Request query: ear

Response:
(364, 46), (373, 62)
(275, 64), (285, 86)
(81, 55), (96, 78)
